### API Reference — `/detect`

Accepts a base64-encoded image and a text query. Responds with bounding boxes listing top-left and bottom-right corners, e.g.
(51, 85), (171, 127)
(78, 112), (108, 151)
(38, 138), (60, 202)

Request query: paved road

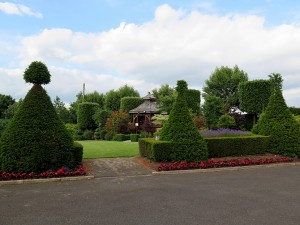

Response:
(0, 165), (299, 225)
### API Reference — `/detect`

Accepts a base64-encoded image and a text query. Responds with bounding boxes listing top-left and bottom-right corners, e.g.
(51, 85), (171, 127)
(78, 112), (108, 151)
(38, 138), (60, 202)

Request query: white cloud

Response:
(0, 2), (42, 18)
(2, 4), (300, 106)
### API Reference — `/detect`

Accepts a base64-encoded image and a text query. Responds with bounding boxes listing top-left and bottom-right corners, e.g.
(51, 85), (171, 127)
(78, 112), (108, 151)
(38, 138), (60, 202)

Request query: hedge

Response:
(139, 136), (270, 162)
(73, 141), (83, 165)
(130, 134), (139, 142)
(113, 134), (130, 142)
(120, 97), (143, 112)
(138, 138), (173, 162)
(77, 102), (99, 130)
(205, 136), (269, 158)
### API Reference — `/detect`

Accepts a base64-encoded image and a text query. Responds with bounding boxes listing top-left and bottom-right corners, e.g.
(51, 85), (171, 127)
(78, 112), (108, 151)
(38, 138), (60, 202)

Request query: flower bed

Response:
(157, 157), (294, 171)
(200, 128), (252, 137)
(0, 166), (86, 181)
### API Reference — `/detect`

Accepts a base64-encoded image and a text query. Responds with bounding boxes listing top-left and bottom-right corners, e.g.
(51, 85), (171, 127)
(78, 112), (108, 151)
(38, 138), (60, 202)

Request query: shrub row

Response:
(139, 135), (269, 162)
(205, 135), (269, 158)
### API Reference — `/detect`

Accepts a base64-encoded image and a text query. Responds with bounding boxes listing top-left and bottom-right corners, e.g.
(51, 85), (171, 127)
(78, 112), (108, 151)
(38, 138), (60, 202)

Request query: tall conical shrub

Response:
(252, 73), (300, 157)
(160, 80), (208, 162)
(0, 61), (75, 172)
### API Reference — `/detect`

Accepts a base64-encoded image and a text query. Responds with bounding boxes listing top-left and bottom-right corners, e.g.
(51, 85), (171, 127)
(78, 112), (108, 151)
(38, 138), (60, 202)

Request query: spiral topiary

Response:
(24, 61), (51, 85)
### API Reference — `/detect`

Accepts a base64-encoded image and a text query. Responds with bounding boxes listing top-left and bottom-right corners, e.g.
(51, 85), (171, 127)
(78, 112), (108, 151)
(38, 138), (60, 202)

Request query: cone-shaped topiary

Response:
(24, 61), (51, 85)
(0, 62), (75, 173)
(160, 80), (208, 162)
(252, 73), (300, 157)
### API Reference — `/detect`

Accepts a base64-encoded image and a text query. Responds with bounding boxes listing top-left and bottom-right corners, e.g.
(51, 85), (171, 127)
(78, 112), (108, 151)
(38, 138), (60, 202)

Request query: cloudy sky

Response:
(1, 0), (300, 106)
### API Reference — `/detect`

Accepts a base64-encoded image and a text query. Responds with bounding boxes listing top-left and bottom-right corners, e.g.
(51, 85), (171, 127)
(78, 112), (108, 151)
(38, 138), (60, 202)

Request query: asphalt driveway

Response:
(0, 164), (299, 225)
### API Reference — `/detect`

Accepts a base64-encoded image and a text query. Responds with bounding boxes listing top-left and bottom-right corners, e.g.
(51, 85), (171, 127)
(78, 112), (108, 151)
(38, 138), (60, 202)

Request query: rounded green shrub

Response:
(160, 80), (208, 162)
(0, 84), (75, 172)
(24, 61), (51, 85)
(252, 74), (300, 157)
(218, 114), (236, 129)
(77, 102), (99, 130)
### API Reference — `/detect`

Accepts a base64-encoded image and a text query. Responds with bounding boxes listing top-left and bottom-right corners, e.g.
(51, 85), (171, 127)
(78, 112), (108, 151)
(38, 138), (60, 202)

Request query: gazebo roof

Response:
(129, 92), (159, 114)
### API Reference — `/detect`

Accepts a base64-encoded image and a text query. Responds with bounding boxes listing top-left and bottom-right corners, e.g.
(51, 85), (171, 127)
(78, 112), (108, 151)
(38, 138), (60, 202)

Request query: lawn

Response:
(78, 140), (139, 159)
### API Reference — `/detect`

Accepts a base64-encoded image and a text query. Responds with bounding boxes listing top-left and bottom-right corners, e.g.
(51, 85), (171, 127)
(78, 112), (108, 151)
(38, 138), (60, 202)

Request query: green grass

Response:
(78, 140), (139, 159)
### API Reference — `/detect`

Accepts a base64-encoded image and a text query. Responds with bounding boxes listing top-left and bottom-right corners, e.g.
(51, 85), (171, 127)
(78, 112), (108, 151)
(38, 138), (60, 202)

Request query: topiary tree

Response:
(0, 61), (77, 173)
(217, 114), (236, 129)
(159, 80), (208, 162)
(252, 73), (300, 157)
(24, 61), (51, 85)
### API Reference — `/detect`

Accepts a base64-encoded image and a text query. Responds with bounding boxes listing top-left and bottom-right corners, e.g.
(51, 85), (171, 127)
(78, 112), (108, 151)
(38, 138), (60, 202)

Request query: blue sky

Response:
(1, 0), (300, 106)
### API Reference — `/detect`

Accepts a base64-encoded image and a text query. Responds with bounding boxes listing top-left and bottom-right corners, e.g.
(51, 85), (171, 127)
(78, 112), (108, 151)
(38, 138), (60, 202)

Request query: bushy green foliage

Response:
(252, 73), (300, 157)
(104, 110), (129, 135)
(239, 80), (271, 114)
(0, 94), (15, 118)
(0, 119), (9, 137)
(65, 123), (82, 140)
(152, 84), (175, 114)
(104, 133), (113, 141)
(72, 141), (83, 165)
(0, 84), (75, 172)
(217, 114), (236, 129)
(186, 89), (201, 115)
(82, 130), (94, 140)
(203, 95), (224, 129)
(130, 134), (139, 142)
(23, 61), (51, 85)
(205, 136), (269, 158)
(289, 107), (300, 116)
(120, 97), (143, 111)
(77, 102), (99, 130)
(159, 80), (208, 162)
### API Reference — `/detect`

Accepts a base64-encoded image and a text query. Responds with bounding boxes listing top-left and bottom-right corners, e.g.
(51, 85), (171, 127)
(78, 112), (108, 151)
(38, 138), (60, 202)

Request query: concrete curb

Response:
(152, 162), (300, 175)
(0, 175), (95, 186)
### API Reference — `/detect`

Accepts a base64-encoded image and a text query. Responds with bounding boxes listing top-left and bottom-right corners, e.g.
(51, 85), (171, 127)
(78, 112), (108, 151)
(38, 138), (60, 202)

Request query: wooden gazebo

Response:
(129, 92), (159, 129)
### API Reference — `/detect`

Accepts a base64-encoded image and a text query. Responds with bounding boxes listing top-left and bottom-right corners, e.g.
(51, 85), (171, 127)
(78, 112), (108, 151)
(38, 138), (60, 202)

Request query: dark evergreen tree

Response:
(160, 80), (208, 162)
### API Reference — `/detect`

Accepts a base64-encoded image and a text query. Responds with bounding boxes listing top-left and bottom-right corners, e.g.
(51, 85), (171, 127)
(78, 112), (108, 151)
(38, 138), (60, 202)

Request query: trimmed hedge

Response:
(73, 141), (83, 165)
(139, 136), (269, 162)
(205, 136), (269, 158)
(138, 138), (173, 162)
(77, 102), (99, 130)
(130, 134), (139, 142)
(113, 134), (130, 141)
(120, 97), (143, 112)
(239, 79), (271, 114)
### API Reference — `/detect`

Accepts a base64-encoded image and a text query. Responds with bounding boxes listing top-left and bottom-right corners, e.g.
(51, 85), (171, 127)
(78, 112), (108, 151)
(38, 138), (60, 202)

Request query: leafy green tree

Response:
(53, 96), (73, 123)
(104, 110), (129, 135)
(152, 84), (175, 114)
(76, 91), (104, 108)
(3, 99), (22, 119)
(104, 85), (140, 111)
(252, 73), (300, 157)
(118, 84), (140, 98)
(0, 94), (15, 118)
(203, 95), (224, 129)
(0, 61), (76, 172)
(203, 65), (248, 109)
(160, 80), (208, 162)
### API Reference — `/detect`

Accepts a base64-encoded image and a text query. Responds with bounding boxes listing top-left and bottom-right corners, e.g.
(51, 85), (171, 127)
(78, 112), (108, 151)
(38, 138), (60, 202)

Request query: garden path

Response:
(84, 157), (153, 178)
